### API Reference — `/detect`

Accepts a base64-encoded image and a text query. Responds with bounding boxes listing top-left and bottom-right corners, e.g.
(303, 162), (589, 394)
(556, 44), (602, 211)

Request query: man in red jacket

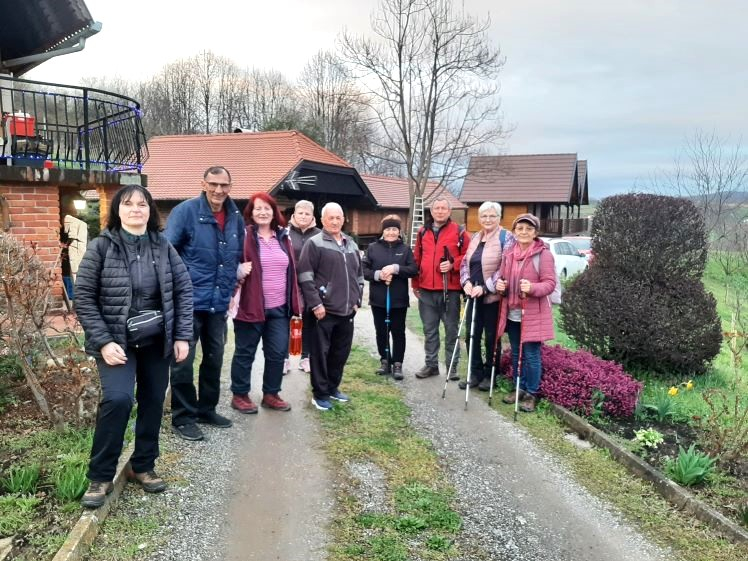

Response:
(412, 198), (470, 379)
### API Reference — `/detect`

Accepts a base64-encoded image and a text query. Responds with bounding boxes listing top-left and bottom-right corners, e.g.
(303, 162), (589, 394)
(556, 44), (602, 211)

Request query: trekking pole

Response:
(441, 246), (450, 312)
(513, 296), (527, 422)
(385, 283), (392, 374)
(487, 292), (503, 407)
(464, 296), (479, 410)
(442, 295), (469, 399)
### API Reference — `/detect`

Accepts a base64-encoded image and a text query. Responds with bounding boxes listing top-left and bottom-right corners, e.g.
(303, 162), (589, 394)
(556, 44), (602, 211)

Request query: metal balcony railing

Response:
(0, 75), (148, 172)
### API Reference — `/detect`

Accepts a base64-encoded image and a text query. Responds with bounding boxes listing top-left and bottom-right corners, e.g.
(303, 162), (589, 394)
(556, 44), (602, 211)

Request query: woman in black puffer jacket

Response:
(362, 215), (418, 379)
(75, 185), (193, 509)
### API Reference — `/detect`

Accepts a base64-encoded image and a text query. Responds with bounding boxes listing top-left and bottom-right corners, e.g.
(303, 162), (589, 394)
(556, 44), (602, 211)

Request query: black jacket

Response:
(362, 237), (418, 309)
(75, 229), (194, 358)
(288, 223), (321, 262)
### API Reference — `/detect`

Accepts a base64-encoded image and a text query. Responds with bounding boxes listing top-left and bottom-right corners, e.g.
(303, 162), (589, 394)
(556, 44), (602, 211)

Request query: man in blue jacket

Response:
(166, 166), (246, 441)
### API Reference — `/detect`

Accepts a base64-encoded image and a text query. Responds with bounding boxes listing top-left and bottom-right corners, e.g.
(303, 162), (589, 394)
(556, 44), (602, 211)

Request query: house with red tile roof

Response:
(460, 154), (590, 236)
(354, 174), (467, 244)
(141, 130), (469, 244)
(143, 130), (377, 212)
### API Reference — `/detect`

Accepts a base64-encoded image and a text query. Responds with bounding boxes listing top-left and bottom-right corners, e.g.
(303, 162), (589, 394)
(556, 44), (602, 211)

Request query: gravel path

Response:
(353, 305), (671, 561)
(88, 304), (671, 561)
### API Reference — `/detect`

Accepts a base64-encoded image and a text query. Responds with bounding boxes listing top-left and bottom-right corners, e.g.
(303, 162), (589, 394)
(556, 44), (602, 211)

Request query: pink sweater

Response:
(497, 239), (556, 343)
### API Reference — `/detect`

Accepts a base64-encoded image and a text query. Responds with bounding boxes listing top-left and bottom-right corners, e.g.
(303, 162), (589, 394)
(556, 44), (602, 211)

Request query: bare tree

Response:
(298, 50), (373, 163)
(140, 59), (201, 136)
(651, 130), (747, 240)
(340, 0), (507, 239)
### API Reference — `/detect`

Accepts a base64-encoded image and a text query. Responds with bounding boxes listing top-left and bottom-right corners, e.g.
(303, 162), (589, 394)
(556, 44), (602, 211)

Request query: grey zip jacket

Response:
(297, 229), (364, 316)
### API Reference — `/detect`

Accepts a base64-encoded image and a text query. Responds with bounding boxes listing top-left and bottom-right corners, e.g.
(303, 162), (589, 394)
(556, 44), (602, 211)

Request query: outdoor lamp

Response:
(73, 197), (87, 211)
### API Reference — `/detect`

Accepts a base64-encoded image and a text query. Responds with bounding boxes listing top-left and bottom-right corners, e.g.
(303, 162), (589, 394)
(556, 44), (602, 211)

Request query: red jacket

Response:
(412, 220), (471, 292)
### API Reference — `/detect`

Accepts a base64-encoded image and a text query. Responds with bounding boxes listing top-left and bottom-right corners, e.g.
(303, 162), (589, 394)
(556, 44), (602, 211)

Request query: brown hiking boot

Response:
(262, 393), (292, 411)
(80, 481), (113, 508)
(415, 365), (440, 378)
(519, 393), (538, 413)
(376, 359), (390, 376)
(502, 390), (527, 404)
(392, 362), (404, 380)
(232, 394), (258, 414)
(448, 366), (460, 381)
(125, 463), (167, 493)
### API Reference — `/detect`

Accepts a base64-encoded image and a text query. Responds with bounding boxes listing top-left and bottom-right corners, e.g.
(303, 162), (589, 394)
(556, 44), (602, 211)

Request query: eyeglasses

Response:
(206, 182), (231, 191)
(479, 214), (498, 220)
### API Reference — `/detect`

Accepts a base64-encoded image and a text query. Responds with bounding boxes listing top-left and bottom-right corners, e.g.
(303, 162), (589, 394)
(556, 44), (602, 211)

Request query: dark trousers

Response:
(88, 342), (170, 482)
(230, 305), (289, 396)
(170, 311), (227, 426)
(465, 297), (500, 382)
(309, 312), (355, 400)
(301, 310), (314, 359)
(371, 305), (407, 363)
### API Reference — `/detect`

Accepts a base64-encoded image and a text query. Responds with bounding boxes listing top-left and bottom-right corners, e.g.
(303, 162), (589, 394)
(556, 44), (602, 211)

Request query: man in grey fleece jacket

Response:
(297, 202), (363, 411)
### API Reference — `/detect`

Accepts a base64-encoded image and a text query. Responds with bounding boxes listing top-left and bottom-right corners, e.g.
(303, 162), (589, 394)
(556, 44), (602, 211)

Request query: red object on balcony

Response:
(5, 113), (36, 137)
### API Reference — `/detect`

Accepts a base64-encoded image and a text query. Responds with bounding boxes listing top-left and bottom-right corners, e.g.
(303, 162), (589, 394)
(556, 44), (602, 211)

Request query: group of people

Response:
(74, 165), (557, 509)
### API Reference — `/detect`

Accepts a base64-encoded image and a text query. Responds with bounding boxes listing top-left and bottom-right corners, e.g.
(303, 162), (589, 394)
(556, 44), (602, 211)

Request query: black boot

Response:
(376, 359), (390, 375)
(392, 363), (404, 380)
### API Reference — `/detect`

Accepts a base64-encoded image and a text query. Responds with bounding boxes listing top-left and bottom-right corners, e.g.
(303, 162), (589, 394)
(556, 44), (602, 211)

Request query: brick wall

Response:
(0, 184), (62, 297)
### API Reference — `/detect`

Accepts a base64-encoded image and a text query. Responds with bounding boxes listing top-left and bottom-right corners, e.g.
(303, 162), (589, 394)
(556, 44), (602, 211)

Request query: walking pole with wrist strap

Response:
(513, 295), (527, 422)
(385, 282), (391, 374)
(464, 295), (479, 410)
(487, 287), (504, 407)
(442, 294), (469, 399)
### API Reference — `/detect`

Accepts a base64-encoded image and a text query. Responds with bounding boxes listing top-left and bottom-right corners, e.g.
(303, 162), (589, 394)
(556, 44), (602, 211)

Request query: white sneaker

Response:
(283, 358), (290, 374)
(299, 357), (311, 372)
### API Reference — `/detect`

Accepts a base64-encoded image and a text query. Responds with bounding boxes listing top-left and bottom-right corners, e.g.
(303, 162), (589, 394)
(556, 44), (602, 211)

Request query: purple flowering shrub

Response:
(500, 345), (642, 417)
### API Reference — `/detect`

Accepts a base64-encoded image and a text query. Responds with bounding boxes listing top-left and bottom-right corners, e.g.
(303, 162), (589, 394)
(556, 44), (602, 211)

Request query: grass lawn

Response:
(319, 346), (464, 561)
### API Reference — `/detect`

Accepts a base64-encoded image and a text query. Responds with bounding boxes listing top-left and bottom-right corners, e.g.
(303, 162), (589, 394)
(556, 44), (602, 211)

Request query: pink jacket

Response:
(496, 239), (556, 343)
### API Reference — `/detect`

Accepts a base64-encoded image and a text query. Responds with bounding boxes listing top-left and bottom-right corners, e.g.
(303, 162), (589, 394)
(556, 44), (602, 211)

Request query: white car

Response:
(540, 237), (589, 280)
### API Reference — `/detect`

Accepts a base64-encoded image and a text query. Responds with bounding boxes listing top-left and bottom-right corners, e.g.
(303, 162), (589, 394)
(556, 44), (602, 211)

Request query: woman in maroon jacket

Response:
(496, 213), (556, 412)
(230, 193), (301, 414)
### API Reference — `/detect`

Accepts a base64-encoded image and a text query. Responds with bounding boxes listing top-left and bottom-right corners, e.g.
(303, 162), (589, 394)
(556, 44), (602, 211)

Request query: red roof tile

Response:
(362, 175), (466, 210)
(143, 131), (353, 200)
(461, 154), (580, 203)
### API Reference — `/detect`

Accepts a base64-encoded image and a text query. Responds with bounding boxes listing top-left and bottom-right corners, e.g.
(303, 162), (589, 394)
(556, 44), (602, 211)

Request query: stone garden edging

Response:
(549, 403), (748, 545)
(51, 442), (135, 561)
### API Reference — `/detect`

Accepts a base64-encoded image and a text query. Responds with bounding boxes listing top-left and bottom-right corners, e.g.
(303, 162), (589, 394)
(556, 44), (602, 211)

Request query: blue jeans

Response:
(506, 320), (542, 395)
(230, 305), (289, 395)
(88, 341), (170, 482)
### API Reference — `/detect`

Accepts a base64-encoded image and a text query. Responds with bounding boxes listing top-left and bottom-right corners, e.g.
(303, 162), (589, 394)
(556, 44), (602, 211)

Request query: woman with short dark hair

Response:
(75, 185), (193, 508)
(362, 215), (418, 379)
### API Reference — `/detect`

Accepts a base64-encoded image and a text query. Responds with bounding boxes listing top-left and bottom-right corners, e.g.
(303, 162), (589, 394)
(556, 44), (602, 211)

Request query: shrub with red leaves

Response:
(500, 345), (643, 417)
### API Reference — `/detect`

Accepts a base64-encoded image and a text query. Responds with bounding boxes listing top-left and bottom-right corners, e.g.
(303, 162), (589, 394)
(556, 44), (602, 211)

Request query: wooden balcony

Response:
(539, 217), (590, 237)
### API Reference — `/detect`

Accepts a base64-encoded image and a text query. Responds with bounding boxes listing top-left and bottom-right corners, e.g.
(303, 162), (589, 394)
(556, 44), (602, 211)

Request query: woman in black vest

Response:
(362, 215), (418, 379)
(75, 185), (193, 508)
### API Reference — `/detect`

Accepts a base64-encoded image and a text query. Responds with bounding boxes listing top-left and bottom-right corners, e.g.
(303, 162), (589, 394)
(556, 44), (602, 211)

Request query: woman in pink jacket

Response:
(496, 213), (556, 412)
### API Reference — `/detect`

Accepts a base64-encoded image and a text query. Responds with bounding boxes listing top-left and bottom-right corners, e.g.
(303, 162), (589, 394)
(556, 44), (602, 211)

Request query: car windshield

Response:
(567, 238), (591, 251)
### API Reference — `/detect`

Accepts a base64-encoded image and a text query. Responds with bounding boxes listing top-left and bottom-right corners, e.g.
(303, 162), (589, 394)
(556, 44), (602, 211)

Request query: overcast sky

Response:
(26, 0), (747, 198)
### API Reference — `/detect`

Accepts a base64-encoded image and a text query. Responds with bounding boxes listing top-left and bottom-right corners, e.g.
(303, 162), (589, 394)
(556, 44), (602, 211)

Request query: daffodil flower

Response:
(668, 386), (679, 397)
(686, 380), (694, 391)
